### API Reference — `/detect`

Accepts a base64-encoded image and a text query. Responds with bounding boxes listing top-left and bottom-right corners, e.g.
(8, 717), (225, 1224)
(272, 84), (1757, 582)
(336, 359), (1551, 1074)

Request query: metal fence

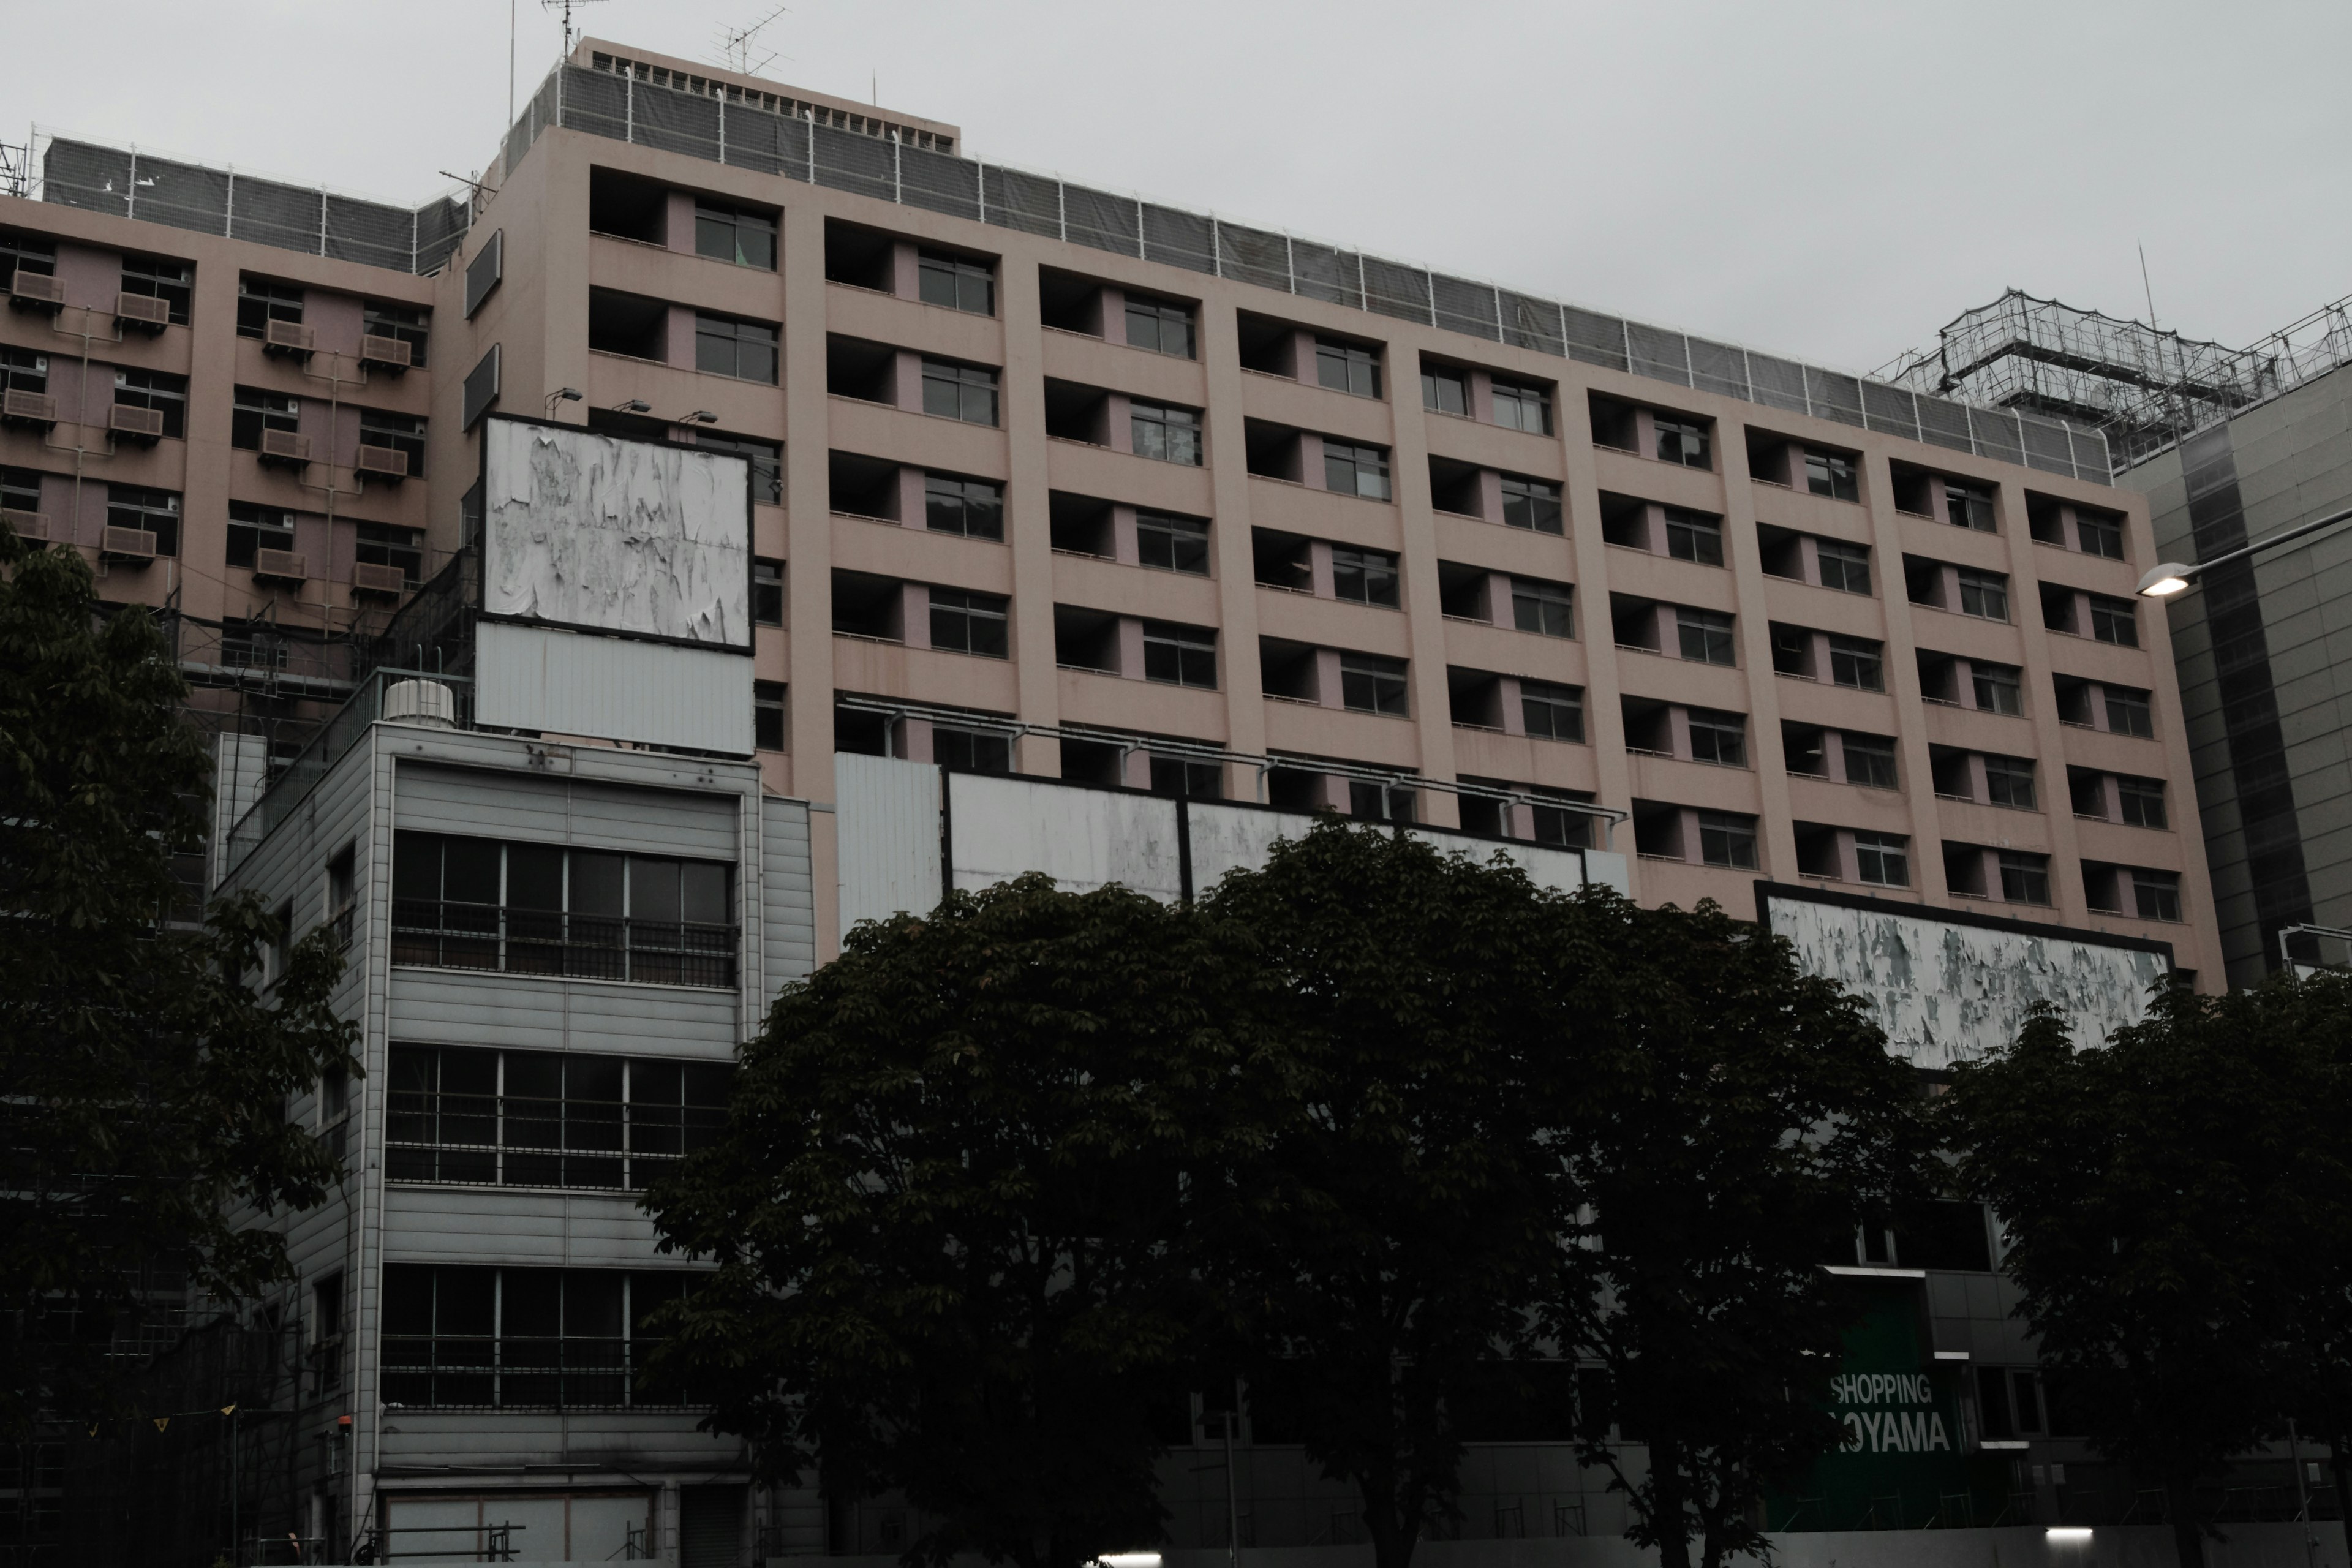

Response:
(505, 60), (2111, 484)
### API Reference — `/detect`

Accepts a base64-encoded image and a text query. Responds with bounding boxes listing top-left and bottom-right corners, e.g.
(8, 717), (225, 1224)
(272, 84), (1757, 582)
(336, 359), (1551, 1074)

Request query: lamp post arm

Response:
(2177, 502), (2352, 583)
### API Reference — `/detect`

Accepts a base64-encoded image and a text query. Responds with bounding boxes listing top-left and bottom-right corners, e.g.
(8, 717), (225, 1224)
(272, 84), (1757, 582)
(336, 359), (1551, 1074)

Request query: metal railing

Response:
(390, 900), (738, 989)
(387, 1088), (726, 1189)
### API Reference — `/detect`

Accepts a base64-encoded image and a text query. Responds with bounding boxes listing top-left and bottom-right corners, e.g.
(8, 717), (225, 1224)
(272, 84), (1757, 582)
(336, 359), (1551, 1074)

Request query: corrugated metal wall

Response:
(834, 753), (943, 935)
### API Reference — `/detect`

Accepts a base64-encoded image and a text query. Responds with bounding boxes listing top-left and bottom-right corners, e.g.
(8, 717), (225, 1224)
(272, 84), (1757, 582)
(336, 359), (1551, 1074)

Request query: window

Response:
(1125, 296), (1195, 358)
(382, 1263), (705, 1408)
(1944, 480), (1996, 532)
(1142, 621), (1217, 688)
(388, 1045), (731, 1190)
(1997, 851), (2051, 905)
(1826, 635), (1883, 692)
(1530, 788), (1594, 848)
(1842, 734), (1898, 790)
(1815, 539), (1870, 594)
(2068, 511), (2122, 559)
(2132, 869), (2182, 922)
(924, 475), (1005, 540)
(1805, 450), (1858, 502)
(2118, 776), (2167, 829)
(392, 833), (736, 987)
(1854, 832), (1909, 887)
(226, 501), (296, 569)
(2087, 594), (2138, 647)
(754, 681), (787, 750)
(2105, 685), (2154, 737)
(1972, 662), (2023, 715)
(2071, 770), (2109, 820)
(1, 347), (48, 396)
(1770, 624), (1810, 677)
(107, 485), (179, 556)
(1664, 508), (1723, 565)
(1, 230), (56, 279)
(695, 314), (780, 384)
(1131, 401), (1203, 466)
(111, 369), (187, 439)
(1422, 364), (1469, 416)
(1, 466), (39, 515)
(1340, 653), (1409, 715)
(1698, 811), (1758, 869)
(1654, 416), (1711, 469)
(1323, 440), (1390, 500)
(918, 249), (993, 314)
(1687, 709), (1746, 767)
(933, 726), (1012, 775)
(122, 255), (194, 325)
(928, 589), (1010, 657)
(1348, 780), (1417, 824)
(1511, 579), (1574, 638)
(692, 431), (782, 505)
(363, 301), (429, 366)
(1315, 339), (1381, 398)
(236, 279), (303, 338)
(1499, 476), (1562, 533)
(1521, 680), (1584, 742)
(1331, 546), (1400, 607)
(752, 560), (785, 626)
(1956, 568), (2009, 621)
(360, 409), (428, 477)
(232, 386), (299, 450)
(357, 522), (423, 586)
(1984, 755), (2037, 810)
(1677, 608), (1735, 666)
(695, 201), (777, 270)
(1136, 511), (1209, 575)
(1492, 380), (1551, 434)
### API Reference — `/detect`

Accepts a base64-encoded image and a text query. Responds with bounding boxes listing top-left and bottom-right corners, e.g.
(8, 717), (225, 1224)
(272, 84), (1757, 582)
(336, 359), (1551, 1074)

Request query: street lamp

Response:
(543, 386), (582, 418)
(2137, 502), (2352, 598)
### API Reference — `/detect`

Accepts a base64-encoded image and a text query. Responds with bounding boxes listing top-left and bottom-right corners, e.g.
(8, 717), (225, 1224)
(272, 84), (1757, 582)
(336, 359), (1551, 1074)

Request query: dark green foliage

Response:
(0, 522), (357, 1436)
(1529, 895), (1925, 1568)
(1943, 984), (2342, 1568)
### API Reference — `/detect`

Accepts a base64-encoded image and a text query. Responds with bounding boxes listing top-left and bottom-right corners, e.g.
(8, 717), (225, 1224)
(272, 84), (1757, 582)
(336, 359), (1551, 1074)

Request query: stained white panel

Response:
(949, 774), (1184, 901)
(481, 418), (750, 647)
(474, 621), (752, 754)
(835, 753), (943, 933)
(1766, 895), (2169, 1069)
(1186, 801), (1311, 895)
(1406, 829), (1591, 894)
(1582, 848), (1631, 896)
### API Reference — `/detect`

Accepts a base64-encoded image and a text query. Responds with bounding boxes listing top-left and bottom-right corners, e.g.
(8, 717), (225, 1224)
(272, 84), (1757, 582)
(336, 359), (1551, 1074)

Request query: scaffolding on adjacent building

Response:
(1880, 287), (2352, 475)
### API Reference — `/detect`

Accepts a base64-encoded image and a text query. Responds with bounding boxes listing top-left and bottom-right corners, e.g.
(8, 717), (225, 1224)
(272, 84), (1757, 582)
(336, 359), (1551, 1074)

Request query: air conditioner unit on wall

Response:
(258, 429), (312, 468)
(115, 292), (171, 333)
(1, 508), (50, 544)
(108, 404), (165, 444)
(100, 526), (156, 562)
(354, 444), (410, 481)
(358, 334), (413, 372)
(6, 270), (64, 314)
(1, 390), (58, 430)
(254, 548), (308, 583)
(263, 319), (315, 360)
(350, 561), (408, 597)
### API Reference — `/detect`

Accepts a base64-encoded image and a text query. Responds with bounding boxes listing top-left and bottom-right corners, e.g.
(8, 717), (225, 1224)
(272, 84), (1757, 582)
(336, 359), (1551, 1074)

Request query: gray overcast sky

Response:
(14, 1), (2348, 372)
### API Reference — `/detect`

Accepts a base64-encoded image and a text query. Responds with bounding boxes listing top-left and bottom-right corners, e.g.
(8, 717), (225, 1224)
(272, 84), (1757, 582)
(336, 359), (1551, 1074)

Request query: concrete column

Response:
(1823, 729), (1849, 785)
(1937, 564), (1961, 609)
(1506, 801), (1534, 839)
(1299, 433), (1326, 489)
(1498, 676), (1526, 736)
(664, 190), (696, 252)
(1105, 392), (1131, 453)
(1924, 475), (1950, 521)
(1477, 469), (1504, 521)
(897, 717), (935, 763)
(895, 467), (924, 526)
(53, 242), (117, 311)
(2099, 774), (2121, 822)
(1642, 502), (1668, 554)
(1308, 540), (1336, 598)
(1487, 572), (1515, 627)
(1117, 616), (1146, 680)
(1796, 535), (1822, 585)
(1289, 329), (1314, 382)
(1313, 647), (1344, 708)
(1632, 409), (1657, 458)
(1672, 807), (1700, 861)
(893, 349), (925, 413)
(891, 241), (921, 301)
(1121, 745), (1152, 788)
(1666, 705), (1694, 761)
(1097, 286), (1125, 341)
(1834, 829), (1861, 884)
(1966, 754), (1989, 804)
(307, 292), (365, 358)
(666, 305), (697, 370)
(900, 584), (929, 649)
(1468, 369), (1494, 424)
(1110, 504), (1140, 564)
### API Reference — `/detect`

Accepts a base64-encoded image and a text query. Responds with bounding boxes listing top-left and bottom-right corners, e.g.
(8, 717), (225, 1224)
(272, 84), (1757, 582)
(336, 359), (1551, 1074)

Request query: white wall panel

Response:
(1765, 894), (2169, 1069)
(835, 753), (942, 935)
(475, 620), (753, 754)
(1406, 829), (1593, 895)
(949, 774), (1184, 901)
(761, 795), (817, 999)
(394, 761), (737, 859)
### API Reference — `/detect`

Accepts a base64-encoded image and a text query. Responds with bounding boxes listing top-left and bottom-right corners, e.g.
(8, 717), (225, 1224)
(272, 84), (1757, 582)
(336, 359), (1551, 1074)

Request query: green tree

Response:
(0, 524), (356, 1436)
(1943, 990), (2316, 1568)
(1190, 823), (1564, 1568)
(644, 875), (1261, 1568)
(1531, 894), (1926, 1568)
(2271, 972), (2352, 1547)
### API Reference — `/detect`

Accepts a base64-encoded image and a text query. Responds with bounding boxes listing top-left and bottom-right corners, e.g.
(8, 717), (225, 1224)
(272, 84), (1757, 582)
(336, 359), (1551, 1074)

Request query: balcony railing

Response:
(388, 1090), (725, 1189)
(391, 900), (737, 989)
(380, 1335), (699, 1408)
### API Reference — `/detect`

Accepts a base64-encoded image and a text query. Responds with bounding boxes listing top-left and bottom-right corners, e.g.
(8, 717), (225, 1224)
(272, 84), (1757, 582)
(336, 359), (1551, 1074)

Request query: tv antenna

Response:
(541, 0), (609, 55)
(714, 7), (788, 77)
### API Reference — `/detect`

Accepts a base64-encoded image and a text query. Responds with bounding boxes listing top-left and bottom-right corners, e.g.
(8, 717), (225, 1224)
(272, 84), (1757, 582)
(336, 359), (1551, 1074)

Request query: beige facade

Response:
(0, 37), (2221, 984)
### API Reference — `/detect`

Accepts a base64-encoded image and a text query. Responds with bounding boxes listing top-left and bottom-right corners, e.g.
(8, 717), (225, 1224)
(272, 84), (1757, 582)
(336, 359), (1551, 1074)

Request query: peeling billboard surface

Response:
(1765, 894), (2169, 1069)
(482, 420), (750, 648)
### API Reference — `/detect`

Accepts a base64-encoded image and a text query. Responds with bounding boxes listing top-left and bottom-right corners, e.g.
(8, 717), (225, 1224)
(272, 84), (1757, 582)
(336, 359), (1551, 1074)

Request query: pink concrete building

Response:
(0, 37), (2220, 982)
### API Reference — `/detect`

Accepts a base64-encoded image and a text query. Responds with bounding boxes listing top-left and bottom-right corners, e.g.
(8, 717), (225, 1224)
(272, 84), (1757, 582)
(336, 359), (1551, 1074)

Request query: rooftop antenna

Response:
(541, 0), (609, 57)
(714, 7), (788, 76)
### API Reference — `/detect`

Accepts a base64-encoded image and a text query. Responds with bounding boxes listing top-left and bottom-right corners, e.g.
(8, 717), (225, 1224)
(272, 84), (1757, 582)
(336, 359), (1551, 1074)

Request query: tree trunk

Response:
(2165, 1480), (2206, 1568)
(1649, 1434), (1694, 1568)
(1365, 1512), (1419, 1568)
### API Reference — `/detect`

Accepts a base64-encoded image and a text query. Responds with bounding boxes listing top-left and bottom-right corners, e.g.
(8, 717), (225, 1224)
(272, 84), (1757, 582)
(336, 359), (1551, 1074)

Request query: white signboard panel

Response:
(949, 774), (1185, 902)
(481, 418), (750, 648)
(1762, 889), (2170, 1069)
(475, 621), (753, 754)
(835, 753), (944, 933)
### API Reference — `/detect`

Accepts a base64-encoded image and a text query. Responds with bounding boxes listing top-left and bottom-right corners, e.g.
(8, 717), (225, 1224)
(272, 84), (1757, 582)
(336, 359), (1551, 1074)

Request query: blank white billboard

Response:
(481, 418), (751, 649)
(1760, 886), (2171, 1069)
(474, 621), (754, 754)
